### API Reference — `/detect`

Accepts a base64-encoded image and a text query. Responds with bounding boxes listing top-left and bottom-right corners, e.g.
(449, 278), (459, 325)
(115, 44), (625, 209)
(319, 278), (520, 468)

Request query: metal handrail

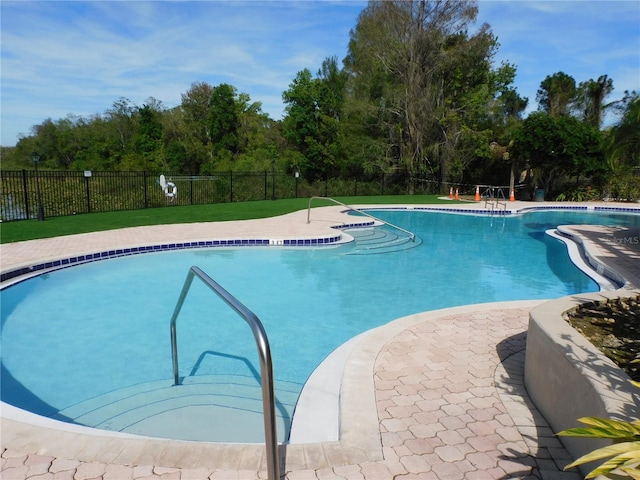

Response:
(482, 187), (507, 215)
(307, 196), (415, 242)
(169, 266), (279, 480)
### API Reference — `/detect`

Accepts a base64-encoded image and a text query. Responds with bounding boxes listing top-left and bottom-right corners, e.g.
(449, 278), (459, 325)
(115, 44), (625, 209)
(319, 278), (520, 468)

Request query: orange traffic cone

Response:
(510, 189), (515, 202)
(474, 185), (480, 201)
(449, 187), (453, 199)
(455, 188), (459, 201)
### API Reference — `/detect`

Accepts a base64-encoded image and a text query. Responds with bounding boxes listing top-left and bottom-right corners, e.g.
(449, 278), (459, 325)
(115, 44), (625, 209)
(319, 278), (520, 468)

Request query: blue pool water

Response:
(1, 209), (639, 442)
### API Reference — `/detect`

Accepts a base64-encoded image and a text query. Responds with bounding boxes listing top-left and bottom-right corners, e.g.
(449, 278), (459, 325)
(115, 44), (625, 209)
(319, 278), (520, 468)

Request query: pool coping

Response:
(1, 200), (640, 473)
(3, 201), (639, 285)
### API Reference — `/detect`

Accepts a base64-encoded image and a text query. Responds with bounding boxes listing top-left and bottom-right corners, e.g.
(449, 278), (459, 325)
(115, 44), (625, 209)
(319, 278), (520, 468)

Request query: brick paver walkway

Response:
(372, 306), (576, 480)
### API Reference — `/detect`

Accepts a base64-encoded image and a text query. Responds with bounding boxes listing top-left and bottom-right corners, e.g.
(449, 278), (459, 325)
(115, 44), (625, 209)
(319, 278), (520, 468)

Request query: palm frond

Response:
(565, 442), (640, 470)
(559, 417), (640, 439)
(583, 450), (640, 479)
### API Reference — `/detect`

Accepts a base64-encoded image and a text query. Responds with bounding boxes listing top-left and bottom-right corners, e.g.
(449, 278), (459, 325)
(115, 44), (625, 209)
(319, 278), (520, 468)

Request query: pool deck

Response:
(2, 200), (639, 480)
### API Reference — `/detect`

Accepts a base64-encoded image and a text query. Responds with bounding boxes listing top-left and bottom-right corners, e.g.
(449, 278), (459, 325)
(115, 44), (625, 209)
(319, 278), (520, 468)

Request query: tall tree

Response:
(282, 69), (322, 181)
(536, 72), (576, 117)
(105, 97), (136, 153)
(282, 57), (348, 182)
(315, 56), (348, 178)
(180, 82), (215, 173)
(344, 0), (506, 190)
(181, 82), (214, 145)
(126, 103), (164, 171)
(574, 75), (614, 128)
(605, 91), (640, 169)
(208, 83), (240, 157)
(496, 88), (528, 123)
(512, 112), (603, 198)
(603, 92), (640, 200)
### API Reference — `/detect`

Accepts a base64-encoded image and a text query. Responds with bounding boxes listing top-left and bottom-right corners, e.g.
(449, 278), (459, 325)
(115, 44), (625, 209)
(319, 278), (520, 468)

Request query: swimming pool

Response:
(1, 208), (639, 443)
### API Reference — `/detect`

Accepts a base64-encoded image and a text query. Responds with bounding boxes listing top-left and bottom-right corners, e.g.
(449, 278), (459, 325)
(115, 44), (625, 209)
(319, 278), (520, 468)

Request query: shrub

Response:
(558, 381), (640, 479)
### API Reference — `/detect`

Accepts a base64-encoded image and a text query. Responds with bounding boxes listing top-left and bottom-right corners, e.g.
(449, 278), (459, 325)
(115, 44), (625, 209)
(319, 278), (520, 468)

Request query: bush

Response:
(558, 381), (640, 479)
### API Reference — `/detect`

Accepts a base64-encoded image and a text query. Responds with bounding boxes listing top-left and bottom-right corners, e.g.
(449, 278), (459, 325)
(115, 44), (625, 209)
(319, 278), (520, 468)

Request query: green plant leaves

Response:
(559, 417), (640, 440)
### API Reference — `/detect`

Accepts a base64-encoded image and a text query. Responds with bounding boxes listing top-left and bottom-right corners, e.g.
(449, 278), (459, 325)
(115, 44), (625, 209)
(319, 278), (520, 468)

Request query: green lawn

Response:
(1, 195), (451, 243)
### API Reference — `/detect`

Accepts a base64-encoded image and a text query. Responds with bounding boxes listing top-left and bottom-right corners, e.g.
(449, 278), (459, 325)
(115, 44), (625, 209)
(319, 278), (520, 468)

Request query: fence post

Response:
(21, 169), (31, 220)
(85, 172), (91, 213)
(229, 171), (233, 203)
(190, 176), (194, 205)
(264, 171), (267, 201)
(143, 172), (149, 208)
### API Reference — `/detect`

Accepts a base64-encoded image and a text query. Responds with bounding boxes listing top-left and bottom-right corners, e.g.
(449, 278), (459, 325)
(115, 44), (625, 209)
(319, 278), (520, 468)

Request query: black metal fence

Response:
(0, 170), (444, 222)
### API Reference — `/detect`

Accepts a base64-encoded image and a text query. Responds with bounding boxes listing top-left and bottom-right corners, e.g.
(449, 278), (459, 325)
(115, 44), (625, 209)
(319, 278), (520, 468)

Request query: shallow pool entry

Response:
(1, 209), (639, 442)
(55, 375), (297, 443)
(344, 225), (422, 255)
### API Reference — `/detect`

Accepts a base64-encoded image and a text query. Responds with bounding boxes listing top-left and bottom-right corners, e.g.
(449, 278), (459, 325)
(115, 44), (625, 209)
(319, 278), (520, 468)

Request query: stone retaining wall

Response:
(525, 290), (640, 475)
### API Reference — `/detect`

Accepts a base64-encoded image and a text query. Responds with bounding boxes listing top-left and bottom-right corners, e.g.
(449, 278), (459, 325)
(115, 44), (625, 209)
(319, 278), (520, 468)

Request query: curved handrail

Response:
(482, 186), (507, 214)
(307, 196), (415, 242)
(169, 266), (279, 480)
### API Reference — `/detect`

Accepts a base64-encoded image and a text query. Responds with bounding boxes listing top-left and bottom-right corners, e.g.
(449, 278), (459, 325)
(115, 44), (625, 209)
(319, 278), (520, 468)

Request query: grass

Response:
(0, 195), (452, 243)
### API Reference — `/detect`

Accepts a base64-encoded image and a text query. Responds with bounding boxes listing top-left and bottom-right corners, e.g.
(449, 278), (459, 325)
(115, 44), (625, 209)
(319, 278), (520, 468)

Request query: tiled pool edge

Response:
(0, 236), (343, 283)
(3, 203), (639, 285)
(361, 203), (640, 216)
(547, 228), (623, 291)
(0, 220), (376, 284)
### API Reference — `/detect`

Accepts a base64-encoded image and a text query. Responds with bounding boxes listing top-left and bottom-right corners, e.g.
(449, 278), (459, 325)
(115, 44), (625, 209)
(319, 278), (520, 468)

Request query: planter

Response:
(525, 290), (640, 475)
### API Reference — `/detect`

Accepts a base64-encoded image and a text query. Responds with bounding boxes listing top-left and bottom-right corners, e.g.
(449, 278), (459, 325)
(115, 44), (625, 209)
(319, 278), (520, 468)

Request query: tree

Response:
(575, 75), (614, 128)
(512, 112), (603, 198)
(605, 92), (640, 168)
(498, 88), (528, 120)
(105, 97), (136, 153)
(180, 82), (216, 173)
(126, 103), (164, 171)
(208, 83), (240, 157)
(343, 0), (510, 191)
(30, 118), (64, 168)
(314, 57), (348, 179)
(181, 82), (214, 145)
(282, 57), (348, 182)
(536, 72), (576, 117)
(603, 92), (640, 201)
(282, 69), (320, 181)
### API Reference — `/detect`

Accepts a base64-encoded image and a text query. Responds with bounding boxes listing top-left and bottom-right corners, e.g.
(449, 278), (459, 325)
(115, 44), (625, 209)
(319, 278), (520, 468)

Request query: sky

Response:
(1, 1), (639, 147)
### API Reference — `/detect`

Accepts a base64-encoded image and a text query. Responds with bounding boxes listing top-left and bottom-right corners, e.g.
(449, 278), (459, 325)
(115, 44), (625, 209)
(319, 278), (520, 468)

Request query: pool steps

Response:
(344, 226), (422, 255)
(55, 375), (299, 443)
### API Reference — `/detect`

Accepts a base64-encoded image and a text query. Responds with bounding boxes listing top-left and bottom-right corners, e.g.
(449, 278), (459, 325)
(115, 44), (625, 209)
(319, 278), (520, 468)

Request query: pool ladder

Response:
(169, 266), (280, 480)
(307, 196), (416, 241)
(482, 187), (508, 215)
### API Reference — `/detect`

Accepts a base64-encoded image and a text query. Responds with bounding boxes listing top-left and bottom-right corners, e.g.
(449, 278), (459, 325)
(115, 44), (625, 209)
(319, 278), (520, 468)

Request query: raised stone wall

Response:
(525, 290), (640, 475)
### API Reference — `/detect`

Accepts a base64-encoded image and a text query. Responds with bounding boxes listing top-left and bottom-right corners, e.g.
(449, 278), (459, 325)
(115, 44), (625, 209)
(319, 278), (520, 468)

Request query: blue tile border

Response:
(594, 206), (640, 213)
(358, 204), (640, 217)
(3, 205), (638, 285)
(0, 234), (346, 284)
